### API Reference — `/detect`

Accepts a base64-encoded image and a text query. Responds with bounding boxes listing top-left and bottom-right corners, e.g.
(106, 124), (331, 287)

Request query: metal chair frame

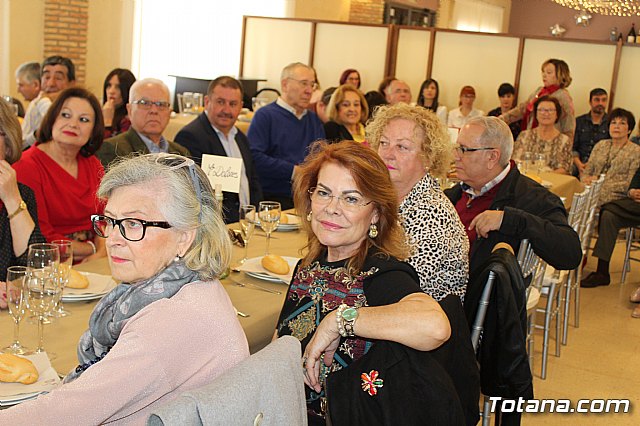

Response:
(621, 226), (640, 283)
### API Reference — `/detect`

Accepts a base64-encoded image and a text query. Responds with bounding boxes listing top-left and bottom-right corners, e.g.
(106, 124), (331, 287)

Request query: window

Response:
(451, 0), (504, 33)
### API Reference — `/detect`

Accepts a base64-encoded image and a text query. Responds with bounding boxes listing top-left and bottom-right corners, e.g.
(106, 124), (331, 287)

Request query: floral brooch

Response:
(361, 370), (384, 396)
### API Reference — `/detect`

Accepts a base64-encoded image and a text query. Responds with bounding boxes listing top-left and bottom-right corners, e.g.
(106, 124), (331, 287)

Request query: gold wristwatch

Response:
(8, 199), (27, 220)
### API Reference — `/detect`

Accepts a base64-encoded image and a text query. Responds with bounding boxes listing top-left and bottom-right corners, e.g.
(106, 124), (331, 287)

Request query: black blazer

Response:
(323, 121), (354, 143)
(174, 113), (262, 223)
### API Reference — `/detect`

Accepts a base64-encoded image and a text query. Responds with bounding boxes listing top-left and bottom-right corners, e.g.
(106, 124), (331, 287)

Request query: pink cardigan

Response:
(0, 280), (249, 425)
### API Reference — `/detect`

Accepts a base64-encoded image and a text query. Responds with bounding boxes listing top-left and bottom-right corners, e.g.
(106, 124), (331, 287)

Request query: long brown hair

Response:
(293, 140), (408, 274)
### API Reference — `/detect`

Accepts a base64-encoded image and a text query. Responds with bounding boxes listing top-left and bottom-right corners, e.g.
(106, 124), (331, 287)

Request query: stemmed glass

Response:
(2, 266), (31, 355)
(239, 205), (256, 264)
(258, 201), (281, 255)
(522, 151), (533, 174)
(25, 243), (60, 355)
(534, 153), (548, 175)
(51, 239), (73, 317)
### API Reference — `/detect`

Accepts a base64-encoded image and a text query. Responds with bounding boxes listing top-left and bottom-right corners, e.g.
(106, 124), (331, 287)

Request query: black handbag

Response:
(325, 340), (465, 426)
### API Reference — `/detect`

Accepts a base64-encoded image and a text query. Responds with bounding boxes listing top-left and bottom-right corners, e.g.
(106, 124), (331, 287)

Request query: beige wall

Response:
(86, 0), (134, 99)
(6, 0), (132, 104)
(7, 0), (44, 99)
(294, 0), (350, 21)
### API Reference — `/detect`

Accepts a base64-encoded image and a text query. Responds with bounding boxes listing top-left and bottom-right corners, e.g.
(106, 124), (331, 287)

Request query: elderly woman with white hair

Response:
(0, 153), (249, 424)
(367, 103), (469, 301)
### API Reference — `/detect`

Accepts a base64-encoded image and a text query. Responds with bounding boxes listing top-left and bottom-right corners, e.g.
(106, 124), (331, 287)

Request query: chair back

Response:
(567, 187), (590, 234)
(147, 336), (307, 426)
(580, 174), (606, 251)
(470, 243), (514, 353)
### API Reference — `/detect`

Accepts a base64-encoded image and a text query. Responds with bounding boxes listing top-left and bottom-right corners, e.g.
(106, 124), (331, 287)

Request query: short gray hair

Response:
(15, 62), (41, 83)
(98, 154), (231, 281)
(129, 78), (170, 102)
(465, 116), (514, 167)
(280, 62), (312, 81)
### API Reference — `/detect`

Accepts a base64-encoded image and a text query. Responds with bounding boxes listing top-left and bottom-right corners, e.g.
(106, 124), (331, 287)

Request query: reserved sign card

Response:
(201, 154), (242, 193)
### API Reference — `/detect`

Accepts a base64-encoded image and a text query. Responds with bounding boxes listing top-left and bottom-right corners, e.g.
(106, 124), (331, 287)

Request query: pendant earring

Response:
(368, 223), (378, 238)
(306, 211), (312, 222)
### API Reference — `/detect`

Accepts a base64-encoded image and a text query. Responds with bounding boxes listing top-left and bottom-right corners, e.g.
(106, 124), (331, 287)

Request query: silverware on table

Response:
(236, 310), (250, 318)
(230, 278), (282, 295)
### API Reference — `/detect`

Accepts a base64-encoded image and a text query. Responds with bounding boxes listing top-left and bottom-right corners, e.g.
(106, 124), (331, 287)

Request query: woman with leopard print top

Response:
(368, 103), (470, 301)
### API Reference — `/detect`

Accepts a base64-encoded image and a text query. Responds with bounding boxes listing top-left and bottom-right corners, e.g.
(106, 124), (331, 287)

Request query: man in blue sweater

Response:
(248, 62), (325, 209)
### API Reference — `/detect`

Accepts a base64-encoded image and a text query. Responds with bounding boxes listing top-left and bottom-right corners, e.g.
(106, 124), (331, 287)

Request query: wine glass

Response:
(25, 243), (60, 355)
(522, 151), (533, 174)
(239, 205), (256, 264)
(258, 201), (281, 255)
(2, 266), (31, 355)
(51, 239), (73, 317)
(535, 153), (548, 175)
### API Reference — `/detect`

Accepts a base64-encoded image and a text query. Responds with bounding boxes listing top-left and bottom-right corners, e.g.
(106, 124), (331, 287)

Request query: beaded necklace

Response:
(602, 139), (628, 174)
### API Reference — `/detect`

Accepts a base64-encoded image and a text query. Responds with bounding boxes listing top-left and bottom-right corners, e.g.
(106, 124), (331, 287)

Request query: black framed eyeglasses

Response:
(91, 214), (172, 242)
(453, 144), (497, 155)
(131, 99), (171, 110)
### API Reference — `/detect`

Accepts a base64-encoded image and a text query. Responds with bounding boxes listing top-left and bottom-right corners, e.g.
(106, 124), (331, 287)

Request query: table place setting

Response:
(0, 352), (61, 407)
(235, 256), (299, 283)
(61, 272), (118, 303)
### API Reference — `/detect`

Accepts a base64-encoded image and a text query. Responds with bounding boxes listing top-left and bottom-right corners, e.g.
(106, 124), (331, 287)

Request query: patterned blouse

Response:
(501, 87), (575, 140)
(276, 252), (420, 421)
(583, 139), (640, 206)
(512, 129), (573, 172)
(399, 174), (469, 301)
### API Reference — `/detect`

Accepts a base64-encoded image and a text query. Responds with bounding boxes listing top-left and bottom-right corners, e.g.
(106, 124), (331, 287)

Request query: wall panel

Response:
(313, 22), (388, 93)
(395, 28), (431, 100)
(243, 17), (312, 90)
(432, 31), (519, 113)
(613, 47), (640, 114)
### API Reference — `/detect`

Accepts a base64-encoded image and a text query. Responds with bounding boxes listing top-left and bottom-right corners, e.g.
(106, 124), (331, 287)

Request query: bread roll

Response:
(0, 354), (39, 385)
(261, 254), (290, 275)
(279, 214), (289, 224)
(67, 269), (90, 289)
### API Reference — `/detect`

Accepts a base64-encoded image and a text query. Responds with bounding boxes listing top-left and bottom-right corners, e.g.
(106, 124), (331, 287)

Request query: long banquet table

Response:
(0, 223), (306, 376)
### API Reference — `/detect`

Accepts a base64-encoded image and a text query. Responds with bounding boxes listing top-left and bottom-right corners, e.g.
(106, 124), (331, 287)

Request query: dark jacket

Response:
(96, 128), (190, 170)
(326, 340), (465, 426)
(174, 112), (263, 223)
(432, 295), (480, 426)
(445, 165), (582, 278)
(323, 121), (353, 143)
(465, 248), (533, 426)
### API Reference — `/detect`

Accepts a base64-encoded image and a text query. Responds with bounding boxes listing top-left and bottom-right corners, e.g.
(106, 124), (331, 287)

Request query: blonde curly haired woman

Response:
(368, 103), (469, 301)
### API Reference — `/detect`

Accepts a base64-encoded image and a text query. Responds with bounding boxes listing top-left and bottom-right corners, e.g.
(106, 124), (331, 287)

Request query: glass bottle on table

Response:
(2, 266), (32, 355)
(238, 205), (256, 264)
(25, 243), (60, 355)
(258, 201), (281, 255)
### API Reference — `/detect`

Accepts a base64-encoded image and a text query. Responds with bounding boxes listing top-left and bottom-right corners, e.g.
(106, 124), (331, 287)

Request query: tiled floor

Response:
(521, 239), (640, 425)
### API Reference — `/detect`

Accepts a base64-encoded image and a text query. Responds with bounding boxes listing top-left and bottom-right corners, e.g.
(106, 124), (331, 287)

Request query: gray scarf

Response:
(64, 260), (199, 383)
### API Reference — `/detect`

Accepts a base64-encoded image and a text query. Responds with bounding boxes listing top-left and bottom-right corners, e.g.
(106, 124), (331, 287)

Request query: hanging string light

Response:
(550, 0), (640, 16)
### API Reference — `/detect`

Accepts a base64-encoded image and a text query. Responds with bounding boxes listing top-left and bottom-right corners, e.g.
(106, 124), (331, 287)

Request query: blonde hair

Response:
(98, 154), (231, 281)
(326, 85), (369, 124)
(366, 103), (452, 179)
(542, 59), (572, 88)
(0, 98), (23, 164)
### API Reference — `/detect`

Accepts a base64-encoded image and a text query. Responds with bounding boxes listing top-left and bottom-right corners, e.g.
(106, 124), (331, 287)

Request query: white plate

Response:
(238, 256), (299, 283)
(275, 214), (301, 232)
(0, 352), (61, 406)
(62, 272), (117, 302)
